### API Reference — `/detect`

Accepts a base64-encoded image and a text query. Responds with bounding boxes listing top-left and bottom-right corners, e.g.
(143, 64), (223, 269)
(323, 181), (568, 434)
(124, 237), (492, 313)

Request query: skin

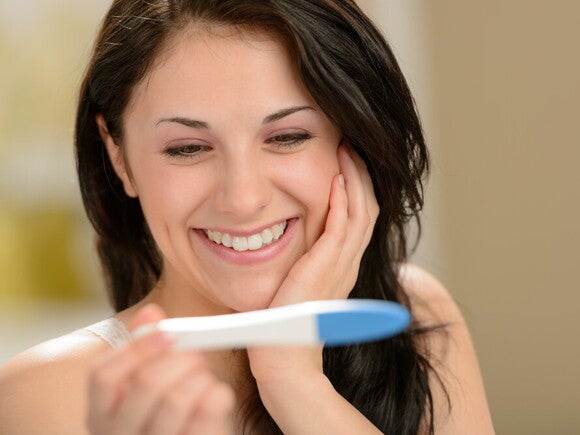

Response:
(0, 27), (495, 435)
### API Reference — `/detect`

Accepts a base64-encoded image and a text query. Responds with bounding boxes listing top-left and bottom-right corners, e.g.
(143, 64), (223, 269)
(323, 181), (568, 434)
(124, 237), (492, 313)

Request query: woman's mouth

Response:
(194, 219), (296, 265)
(193, 218), (299, 265)
(203, 221), (287, 252)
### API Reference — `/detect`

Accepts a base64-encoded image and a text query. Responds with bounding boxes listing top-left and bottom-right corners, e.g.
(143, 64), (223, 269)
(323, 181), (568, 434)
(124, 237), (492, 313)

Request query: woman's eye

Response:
(163, 144), (210, 160)
(265, 132), (312, 151)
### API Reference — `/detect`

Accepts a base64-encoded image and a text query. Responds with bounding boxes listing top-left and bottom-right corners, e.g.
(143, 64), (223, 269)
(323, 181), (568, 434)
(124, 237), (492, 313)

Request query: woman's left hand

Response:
(247, 144), (379, 386)
(273, 144), (379, 307)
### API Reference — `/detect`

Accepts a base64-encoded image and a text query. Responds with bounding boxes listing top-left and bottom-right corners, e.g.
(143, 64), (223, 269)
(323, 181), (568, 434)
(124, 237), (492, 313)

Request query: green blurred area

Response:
(0, 208), (87, 301)
(0, 1), (111, 305)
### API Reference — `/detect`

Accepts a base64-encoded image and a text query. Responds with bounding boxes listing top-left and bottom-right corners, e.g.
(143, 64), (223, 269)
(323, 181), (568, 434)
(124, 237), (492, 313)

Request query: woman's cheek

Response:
(134, 161), (208, 228)
(274, 147), (339, 243)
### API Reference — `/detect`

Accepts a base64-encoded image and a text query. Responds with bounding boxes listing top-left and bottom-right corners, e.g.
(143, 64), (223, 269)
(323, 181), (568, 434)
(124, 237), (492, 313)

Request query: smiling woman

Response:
(0, 1), (493, 434)
(98, 30), (342, 314)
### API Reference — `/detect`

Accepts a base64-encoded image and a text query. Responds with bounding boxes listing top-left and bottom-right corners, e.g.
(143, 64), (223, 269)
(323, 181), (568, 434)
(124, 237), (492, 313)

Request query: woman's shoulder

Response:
(398, 262), (463, 325)
(397, 263), (496, 433)
(397, 262), (468, 369)
(0, 324), (114, 434)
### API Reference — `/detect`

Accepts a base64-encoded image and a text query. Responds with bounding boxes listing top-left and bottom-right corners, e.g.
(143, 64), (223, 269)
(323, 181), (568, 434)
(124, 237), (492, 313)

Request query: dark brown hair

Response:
(75, 1), (443, 433)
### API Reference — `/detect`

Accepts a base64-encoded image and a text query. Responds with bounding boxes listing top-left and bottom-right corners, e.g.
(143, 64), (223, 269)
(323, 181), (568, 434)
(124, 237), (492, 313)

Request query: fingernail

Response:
(338, 173), (345, 187)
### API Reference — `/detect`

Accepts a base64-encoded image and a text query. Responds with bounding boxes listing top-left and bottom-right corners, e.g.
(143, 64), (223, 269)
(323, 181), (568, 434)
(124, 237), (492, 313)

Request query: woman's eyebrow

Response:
(156, 117), (209, 129)
(155, 106), (315, 129)
(262, 105), (315, 124)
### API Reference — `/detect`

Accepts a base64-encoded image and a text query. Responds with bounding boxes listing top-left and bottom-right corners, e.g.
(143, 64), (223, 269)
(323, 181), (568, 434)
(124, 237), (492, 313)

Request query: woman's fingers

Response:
(346, 146), (379, 228)
(185, 380), (236, 435)
(88, 332), (173, 424)
(310, 145), (367, 263)
(128, 303), (167, 332)
(87, 305), (171, 433)
(343, 147), (379, 263)
(305, 171), (348, 266)
(109, 352), (208, 434)
(146, 371), (213, 434)
(275, 144), (379, 304)
(339, 147), (366, 221)
(320, 172), (349, 247)
(324, 145), (378, 294)
(334, 145), (378, 268)
(87, 304), (235, 435)
(142, 359), (234, 435)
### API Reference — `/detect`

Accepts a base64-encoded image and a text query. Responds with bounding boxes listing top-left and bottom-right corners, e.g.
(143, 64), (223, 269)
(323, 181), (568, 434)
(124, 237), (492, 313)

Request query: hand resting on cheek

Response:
(268, 144), (379, 308)
(246, 145), (380, 430)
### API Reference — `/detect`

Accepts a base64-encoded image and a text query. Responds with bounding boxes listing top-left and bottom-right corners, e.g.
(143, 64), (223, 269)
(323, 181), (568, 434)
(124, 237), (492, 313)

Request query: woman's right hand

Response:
(86, 304), (235, 435)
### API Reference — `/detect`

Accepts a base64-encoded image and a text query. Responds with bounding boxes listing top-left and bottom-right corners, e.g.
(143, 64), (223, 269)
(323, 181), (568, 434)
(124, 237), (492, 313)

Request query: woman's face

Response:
(110, 28), (341, 314)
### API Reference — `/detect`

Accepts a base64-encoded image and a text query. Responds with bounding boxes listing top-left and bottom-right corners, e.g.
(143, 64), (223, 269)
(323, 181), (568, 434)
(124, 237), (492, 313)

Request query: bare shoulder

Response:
(398, 263), (463, 326)
(0, 328), (110, 435)
(398, 263), (495, 434)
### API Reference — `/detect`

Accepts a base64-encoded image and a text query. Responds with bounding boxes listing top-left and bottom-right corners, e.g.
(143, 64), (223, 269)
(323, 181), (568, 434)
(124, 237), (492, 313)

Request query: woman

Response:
(0, 0), (494, 433)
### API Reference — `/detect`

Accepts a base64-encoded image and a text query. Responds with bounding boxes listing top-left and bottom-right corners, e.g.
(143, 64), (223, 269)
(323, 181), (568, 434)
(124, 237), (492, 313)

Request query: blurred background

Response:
(1, 1), (578, 433)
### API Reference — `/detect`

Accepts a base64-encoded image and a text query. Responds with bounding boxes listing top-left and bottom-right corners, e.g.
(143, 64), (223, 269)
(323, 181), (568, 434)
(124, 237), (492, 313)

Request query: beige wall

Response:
(361, 1), (580, 433)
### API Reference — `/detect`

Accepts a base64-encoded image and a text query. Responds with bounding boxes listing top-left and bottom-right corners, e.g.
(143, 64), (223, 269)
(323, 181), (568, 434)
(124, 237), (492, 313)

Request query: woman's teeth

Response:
(204, 221), (288, 251)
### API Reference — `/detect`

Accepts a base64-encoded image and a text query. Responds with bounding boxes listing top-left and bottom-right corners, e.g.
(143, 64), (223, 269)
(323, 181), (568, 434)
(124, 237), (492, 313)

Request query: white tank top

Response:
(85, 317), (132, 349)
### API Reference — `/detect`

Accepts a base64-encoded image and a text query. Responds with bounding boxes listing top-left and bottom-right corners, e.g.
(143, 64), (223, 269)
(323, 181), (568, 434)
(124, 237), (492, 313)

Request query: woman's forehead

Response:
(138, 22), (291, 89)
(125, 26), (313, 123)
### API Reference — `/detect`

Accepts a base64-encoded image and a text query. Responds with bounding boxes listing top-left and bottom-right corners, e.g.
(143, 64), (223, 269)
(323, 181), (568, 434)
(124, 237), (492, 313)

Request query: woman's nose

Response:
(214, 159), (272, 218)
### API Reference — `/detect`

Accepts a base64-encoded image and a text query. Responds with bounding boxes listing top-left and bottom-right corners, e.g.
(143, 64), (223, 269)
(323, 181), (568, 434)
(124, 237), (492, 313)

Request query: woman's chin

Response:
(214, 276), (283, 312)
(228, 289), (278, 313)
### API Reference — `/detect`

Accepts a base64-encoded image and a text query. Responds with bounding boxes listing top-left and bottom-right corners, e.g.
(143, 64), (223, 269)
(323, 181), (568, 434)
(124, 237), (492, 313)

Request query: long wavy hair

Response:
(75, 0), (444, 433)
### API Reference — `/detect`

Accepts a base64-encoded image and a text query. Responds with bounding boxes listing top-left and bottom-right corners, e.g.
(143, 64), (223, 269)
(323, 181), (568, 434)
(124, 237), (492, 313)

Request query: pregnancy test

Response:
(133, 299), (411, 350)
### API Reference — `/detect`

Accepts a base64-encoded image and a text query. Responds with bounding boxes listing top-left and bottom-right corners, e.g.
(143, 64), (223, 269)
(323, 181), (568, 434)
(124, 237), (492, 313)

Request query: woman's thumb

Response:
(128, 303), (167, 332)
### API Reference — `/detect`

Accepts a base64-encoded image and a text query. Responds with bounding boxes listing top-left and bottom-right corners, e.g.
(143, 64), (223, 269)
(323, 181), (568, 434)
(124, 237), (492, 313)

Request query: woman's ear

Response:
(95, 114), (138, 198)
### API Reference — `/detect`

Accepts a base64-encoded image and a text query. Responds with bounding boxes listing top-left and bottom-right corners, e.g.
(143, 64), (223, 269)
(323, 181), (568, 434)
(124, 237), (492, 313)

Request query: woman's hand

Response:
(246, 145), (381, 434)
(87, 304), (235, 435)
(248, 145), (379, 385)
(247, 144), (379, 383)
(273, 144), (379, 307)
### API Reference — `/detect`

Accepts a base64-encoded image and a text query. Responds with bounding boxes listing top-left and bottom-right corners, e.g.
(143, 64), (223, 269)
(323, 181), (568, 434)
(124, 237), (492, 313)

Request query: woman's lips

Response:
(204, 221), (287, 251)
(193, 218), (298, 265)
